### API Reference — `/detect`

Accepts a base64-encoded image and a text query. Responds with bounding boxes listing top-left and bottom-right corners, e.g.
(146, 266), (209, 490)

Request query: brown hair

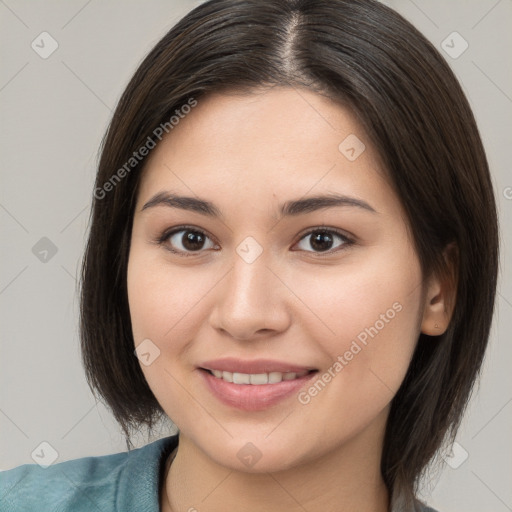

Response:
(80, 0), (499, 507)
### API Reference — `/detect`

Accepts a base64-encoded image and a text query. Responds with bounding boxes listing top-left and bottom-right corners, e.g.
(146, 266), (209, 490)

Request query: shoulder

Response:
(0, 435), (178, 512)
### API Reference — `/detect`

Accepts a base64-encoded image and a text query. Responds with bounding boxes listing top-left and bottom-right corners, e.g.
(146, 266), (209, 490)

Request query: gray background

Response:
(0, 1), (511, 511)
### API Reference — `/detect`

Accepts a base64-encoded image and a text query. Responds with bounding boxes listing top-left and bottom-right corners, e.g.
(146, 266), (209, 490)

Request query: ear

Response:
(421, 243), (458, 336)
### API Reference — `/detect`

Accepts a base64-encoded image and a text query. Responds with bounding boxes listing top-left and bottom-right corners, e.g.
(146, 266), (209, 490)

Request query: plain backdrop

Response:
(1, 1), (511, 511)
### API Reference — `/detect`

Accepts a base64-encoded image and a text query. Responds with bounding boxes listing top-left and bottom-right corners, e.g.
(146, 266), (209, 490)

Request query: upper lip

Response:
(200, 358), (316, 374)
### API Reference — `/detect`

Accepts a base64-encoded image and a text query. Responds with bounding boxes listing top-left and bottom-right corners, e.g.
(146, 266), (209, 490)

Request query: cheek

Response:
(280, 253), (423, 445)
(127, 248), (214, 346)
(127, 246), (218, 424)
(290, 245), (423, 398)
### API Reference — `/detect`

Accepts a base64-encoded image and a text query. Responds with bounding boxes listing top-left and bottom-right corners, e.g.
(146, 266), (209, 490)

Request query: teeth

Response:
(209, 370), (309, 385)
(250, 373), (268, 385)
(268, 372), (283, 384)
(233, 372), (250, 384)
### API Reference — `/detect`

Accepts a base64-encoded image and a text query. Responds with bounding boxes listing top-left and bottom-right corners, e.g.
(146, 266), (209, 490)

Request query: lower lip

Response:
(199, 369), (317, 411)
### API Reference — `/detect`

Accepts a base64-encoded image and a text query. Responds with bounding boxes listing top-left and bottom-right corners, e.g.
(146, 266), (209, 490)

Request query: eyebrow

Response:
(141, 191), (378, 217)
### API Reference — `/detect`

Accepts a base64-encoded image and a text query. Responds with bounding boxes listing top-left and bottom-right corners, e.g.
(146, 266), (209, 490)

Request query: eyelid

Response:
(157, 224), (215, 243)
(295, 226), (354, 243)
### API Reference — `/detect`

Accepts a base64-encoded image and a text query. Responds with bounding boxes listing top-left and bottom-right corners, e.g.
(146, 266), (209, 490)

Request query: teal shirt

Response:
(1, 434), (439, 511)
(0, 435), (178, 512)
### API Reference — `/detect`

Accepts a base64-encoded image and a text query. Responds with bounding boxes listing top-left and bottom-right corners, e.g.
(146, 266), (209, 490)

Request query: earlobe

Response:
(420, 244), (458, 336)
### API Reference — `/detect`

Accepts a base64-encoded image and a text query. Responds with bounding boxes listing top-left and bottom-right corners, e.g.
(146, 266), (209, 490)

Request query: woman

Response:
(0, 0), (499, 511)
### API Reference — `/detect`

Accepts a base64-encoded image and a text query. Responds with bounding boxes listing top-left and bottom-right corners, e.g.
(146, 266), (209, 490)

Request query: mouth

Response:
(198, 359), (318, 411)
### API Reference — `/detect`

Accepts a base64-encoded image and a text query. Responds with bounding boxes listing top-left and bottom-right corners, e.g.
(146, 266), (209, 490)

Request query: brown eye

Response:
(163, 228), (217, 255)
(295, 229), (351, 253)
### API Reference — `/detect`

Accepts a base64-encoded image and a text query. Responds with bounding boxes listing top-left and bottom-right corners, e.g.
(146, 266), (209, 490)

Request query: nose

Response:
(208, 249), (292, 341)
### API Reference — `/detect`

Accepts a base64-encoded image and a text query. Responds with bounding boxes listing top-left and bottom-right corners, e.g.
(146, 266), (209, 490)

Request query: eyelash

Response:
(155, 225), (355, 258)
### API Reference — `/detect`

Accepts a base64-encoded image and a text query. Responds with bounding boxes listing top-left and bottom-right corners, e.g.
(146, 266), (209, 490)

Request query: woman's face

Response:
(127, 87), (427, 472)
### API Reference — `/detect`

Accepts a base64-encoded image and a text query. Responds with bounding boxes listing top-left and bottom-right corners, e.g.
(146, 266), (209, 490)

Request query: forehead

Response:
(136, 87), (399, 219)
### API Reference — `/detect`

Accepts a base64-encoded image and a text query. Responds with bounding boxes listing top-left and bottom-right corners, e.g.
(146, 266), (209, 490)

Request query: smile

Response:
(207, 369), (312, 385)
(198, 358), (318, 411)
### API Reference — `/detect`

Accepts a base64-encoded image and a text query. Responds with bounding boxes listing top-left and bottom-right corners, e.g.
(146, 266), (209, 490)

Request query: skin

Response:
(127, 87), (454, 512)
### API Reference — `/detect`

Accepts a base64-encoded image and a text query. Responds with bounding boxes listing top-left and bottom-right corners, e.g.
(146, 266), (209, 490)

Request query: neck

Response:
(162, 415), (390, 512)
